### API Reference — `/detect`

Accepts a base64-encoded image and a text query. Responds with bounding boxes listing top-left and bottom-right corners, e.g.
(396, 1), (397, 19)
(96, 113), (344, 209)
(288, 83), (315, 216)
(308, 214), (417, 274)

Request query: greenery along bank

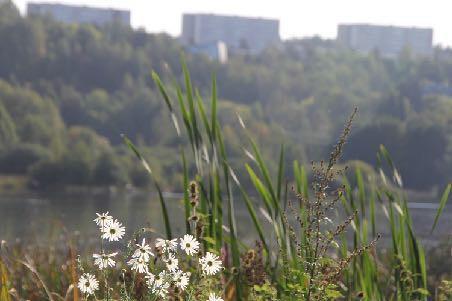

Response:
(0, 0), (452, 191)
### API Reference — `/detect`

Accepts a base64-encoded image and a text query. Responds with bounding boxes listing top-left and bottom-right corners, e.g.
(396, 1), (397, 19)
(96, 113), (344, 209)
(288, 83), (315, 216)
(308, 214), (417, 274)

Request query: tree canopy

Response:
(0, 1), (451, 190)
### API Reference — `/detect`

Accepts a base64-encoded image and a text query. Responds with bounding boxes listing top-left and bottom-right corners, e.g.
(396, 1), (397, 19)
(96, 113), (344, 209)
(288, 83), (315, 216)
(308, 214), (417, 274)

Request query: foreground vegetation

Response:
(1, 65), (451, 300)
(0, 0), (452, 191)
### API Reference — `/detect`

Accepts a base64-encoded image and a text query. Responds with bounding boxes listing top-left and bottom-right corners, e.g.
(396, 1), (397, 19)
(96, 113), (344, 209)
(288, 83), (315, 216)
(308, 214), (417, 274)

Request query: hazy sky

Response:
(13, 0), (452, 47)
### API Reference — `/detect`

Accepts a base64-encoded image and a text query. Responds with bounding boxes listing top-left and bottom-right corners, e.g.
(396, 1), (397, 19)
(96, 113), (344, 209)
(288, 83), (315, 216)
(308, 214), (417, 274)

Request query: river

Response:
(0, 190), (451, 247)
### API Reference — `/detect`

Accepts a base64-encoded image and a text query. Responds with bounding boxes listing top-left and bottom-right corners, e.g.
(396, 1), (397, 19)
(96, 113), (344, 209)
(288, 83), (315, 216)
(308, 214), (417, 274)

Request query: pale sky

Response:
(13, 0), (452, 47)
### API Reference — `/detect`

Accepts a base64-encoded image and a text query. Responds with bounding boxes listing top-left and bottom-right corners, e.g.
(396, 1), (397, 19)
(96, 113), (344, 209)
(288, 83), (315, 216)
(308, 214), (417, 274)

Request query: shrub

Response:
(0, 143), (50, 174)
(92, 152), (128, 186)
(29, 157), (91, 188)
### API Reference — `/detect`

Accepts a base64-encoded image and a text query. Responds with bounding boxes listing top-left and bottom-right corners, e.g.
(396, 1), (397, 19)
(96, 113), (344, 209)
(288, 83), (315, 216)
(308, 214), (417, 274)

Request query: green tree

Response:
(0, 143), (50, 174)
(92, 152), (127, 186)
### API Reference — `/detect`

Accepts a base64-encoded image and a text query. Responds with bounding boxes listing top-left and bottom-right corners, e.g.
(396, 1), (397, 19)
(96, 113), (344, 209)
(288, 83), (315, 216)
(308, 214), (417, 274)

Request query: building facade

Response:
(181, 13), (280, 55)
(27, 2), (130, 26)
(337, 24), (433, 57)
(187, 41), (228, 64)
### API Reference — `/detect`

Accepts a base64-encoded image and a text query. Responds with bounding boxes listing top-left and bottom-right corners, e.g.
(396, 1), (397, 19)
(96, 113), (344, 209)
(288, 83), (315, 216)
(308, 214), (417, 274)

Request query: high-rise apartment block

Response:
(181, 13), (280, 55)
(337, 24), (433, 57)
(27, 2), (131, 26)
(187, 41), (228, 64)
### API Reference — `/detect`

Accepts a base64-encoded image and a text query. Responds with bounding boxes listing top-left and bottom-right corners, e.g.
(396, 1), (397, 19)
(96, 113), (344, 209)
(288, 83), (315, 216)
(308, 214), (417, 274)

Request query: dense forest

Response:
(0, 0), (451, 191)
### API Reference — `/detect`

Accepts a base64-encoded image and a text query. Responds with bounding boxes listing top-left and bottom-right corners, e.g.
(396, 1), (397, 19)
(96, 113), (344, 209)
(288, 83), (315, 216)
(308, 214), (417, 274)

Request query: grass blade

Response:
(154, 181), (172, 239)
(122, 134), (172, 239)
(181, 149), (191, 234)
(276, 144), (284, 201)
(211, 76), (217, 142)
(431, 184), (451, 233)
(195, 89), (212, 143)
(245, 164), (274, 217)
(121, 134), (152, 174)
(151, 71), (173, 112)
(0, 259), (11, 301)
(229, 166), (269, 253)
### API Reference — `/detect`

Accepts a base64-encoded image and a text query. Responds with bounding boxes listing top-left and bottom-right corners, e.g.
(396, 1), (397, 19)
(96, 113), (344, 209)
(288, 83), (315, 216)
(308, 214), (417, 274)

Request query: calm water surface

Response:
(0, 190), (257, 244)
(0, 191), (451, 246)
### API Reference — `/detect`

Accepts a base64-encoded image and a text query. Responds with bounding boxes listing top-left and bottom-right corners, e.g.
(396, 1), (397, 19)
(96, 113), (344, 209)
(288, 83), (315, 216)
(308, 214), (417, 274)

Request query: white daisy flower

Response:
(207, 292), (224, 301)
(155, 238), (178, 253)
(154, 270), (168, 287)
(164, 253), (179, 272)
(180, 234), (200, 256)
(173, 270), (190, 291)
(132, 238), (154, 262)
(199, 252), (222, 275)
(128, 256), (148, 274)
(101, 219), (125, 241)
(94, 212), (113, 230)
(151, 280), (169, 298)
(93, 252), (117, 269)
(77, 273), (99, 295)
(145, 272), (155, 287)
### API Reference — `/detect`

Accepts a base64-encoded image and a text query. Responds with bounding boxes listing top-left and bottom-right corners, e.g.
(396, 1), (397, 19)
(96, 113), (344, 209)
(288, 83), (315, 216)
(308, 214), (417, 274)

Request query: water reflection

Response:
(0, 191), (451, 247)
(0, 190), (257, 244)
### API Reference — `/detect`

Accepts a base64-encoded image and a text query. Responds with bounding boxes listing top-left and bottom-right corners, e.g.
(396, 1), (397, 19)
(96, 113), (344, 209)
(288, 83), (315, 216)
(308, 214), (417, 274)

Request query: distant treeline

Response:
(0, 0), (451, 190)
